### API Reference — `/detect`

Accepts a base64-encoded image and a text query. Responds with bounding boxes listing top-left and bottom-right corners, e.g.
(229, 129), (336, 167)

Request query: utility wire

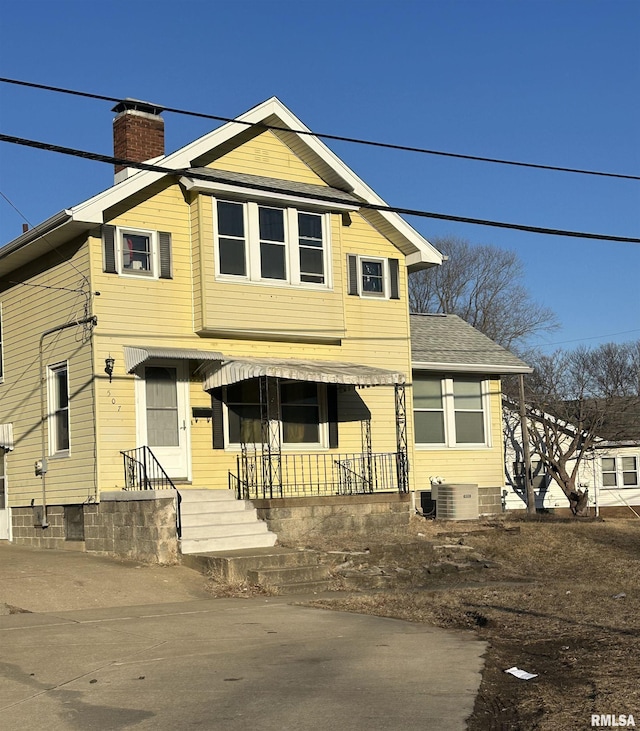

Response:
(1, 76), (638, 182)
(1, 133), (639, 245)
(0, 189), (93, 292)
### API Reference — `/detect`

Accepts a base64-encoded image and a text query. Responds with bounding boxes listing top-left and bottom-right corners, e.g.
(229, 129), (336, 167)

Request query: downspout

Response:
(39, 315), (98, 528)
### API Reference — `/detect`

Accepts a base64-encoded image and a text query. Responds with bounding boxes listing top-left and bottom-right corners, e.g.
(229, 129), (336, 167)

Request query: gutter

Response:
(0, 210), (71, 261)
(411, 361), (533, 375)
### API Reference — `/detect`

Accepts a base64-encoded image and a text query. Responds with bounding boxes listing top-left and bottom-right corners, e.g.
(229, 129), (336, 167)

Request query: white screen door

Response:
(137, 363), (190, 480)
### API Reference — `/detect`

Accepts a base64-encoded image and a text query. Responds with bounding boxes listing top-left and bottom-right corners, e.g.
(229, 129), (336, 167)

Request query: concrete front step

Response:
(181, 532), (277, 554)
(183, 520), (273, 540)
(181, 509), (264, 528)
(182, 547), (331, 594)
(246, 564), (330, 586)
(178, 488), (278, 554)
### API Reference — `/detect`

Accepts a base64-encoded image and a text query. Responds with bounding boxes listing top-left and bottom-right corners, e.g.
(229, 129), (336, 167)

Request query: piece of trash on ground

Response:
(612, 593), (626, 600)
(505, 666), (538, 680)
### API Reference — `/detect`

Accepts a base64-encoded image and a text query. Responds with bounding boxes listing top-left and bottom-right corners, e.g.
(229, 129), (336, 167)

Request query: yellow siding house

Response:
(0, 97), (528, 558)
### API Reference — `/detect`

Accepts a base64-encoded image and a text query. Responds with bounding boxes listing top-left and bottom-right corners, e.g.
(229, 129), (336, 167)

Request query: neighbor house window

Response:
(48, 363), (70, 455)
(224, 379), (324, 446)
(122, 230), (153, 275)
(601, 456), (639, 488)
(413, 374), (489, 447)
(214, 201), (329, 287)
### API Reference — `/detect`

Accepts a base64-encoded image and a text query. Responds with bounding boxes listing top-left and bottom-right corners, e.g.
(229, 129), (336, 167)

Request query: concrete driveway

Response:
(0, 544), (485, 730)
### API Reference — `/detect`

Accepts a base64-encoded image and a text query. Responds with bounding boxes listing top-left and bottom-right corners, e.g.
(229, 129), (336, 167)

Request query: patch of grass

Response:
(309, 516), (640, 731)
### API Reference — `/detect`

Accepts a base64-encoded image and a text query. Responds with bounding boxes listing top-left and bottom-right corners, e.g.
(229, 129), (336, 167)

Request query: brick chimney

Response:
(112, 99), (165, 179)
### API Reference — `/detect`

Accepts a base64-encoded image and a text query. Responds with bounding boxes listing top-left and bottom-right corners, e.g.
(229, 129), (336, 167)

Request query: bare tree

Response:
(409, 237), (558, 350)
(515, 341), (640, 516)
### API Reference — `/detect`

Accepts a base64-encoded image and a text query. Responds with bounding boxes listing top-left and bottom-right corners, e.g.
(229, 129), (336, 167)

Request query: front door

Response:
(0, 449), (8, 540)
(136, 363), (190, 480)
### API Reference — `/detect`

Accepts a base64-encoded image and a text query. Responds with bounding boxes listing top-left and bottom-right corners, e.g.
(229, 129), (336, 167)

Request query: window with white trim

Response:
(48, 363), (70, 455)
(101, 225), (172, 279)
(601, 456), (638, 488)
(224, 379), (325, 447)
(413, 374), (489, 447)
(214, 200), (329, 287)
(346, 254), (400, 300)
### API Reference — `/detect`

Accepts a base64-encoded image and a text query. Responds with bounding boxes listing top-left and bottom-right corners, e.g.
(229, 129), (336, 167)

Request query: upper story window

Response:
(347, 254), (400, 300)
(214, 200), (329, 287)
(102, 225), (173, 280)
(413, 374), (489, 447)
(48, 362), (70, 456)
(601, 456), (638, 488)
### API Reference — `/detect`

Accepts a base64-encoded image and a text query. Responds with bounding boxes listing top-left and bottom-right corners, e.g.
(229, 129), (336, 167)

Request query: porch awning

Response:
(0, 423), (14, 451)
(202, 357), (405, 390)
(124, 346), (224, 373)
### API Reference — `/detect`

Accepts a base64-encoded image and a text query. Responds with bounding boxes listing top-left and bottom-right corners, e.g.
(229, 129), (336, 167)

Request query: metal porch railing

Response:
(121, 446), (176, 491)
(230, 451), (406, 500)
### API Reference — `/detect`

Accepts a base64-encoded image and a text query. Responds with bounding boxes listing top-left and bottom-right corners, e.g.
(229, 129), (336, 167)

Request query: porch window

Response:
(48, 363), (70, 455)
(413, 374), (489, 447)
(224, 379), (323, 446)
(217, 201), (247, 276)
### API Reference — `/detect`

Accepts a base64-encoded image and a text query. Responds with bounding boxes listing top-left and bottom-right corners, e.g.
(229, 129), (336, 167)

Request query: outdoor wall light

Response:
(104, 355), (115, 382)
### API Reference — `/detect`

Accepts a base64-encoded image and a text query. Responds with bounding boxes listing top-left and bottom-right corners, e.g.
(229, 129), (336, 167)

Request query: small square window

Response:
(361, 259), (385, 296)
(122, 232), (153, 275)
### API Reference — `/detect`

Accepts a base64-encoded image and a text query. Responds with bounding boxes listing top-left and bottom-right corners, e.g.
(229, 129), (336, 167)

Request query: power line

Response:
(1, 76), (638, 182)
(0, 189), (92, 291)
(1, 132), (639, 245)
(536, 328), (640, 348)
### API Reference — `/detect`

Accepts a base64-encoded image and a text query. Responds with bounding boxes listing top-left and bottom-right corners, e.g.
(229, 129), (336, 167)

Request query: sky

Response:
(0, 0), (638, 353)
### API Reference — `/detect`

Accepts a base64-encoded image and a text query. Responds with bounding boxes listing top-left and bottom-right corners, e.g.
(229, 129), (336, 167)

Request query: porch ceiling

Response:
(202, 357), (405, 390)
(123, 346), (224, 373)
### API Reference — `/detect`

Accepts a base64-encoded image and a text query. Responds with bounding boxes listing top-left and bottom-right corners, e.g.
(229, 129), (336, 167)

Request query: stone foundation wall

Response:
(253, 493), (412, 543)
(10, 491), (179, 563)
(479, 486), (502, 515)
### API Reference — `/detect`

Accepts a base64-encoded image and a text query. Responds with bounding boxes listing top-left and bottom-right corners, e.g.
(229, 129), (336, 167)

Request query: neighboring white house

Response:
(503, 400), (640, 516)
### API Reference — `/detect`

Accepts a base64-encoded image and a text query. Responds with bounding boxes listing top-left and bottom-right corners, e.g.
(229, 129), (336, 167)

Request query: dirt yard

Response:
(298, 515), (640, 731)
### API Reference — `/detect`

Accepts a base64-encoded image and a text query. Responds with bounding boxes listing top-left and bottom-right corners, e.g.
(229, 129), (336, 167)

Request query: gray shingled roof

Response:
(186, 168), (361, 205)
(410, 313), (532, 373)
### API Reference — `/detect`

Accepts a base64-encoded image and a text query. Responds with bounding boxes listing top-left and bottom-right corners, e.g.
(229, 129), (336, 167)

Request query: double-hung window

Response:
(48, 363), (70, 455)
(601, 456), (639, 488)
(413, 374), (489, 447)
(346, 254), (400, 300)
(214, 200), (329, 287)
(101, 225), (173, 279)
(224, 379), (324, 447)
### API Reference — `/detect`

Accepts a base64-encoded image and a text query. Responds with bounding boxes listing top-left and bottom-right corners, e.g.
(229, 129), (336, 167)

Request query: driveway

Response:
(0, 544), (485, 730)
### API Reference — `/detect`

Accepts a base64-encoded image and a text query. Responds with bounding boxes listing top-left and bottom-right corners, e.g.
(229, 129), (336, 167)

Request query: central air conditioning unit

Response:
(434, 483), (479, 521)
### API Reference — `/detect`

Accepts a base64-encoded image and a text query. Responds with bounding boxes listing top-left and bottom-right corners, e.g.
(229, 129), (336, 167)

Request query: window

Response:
(601, 456), (639, 488)
(48, 363), (70, 455)
(214, 200), (329, 286)
(101, 225), (172, 279)
(347, 255), (400, 299)
(413, 374), (489, 447)
(224, 379), (324, 446)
